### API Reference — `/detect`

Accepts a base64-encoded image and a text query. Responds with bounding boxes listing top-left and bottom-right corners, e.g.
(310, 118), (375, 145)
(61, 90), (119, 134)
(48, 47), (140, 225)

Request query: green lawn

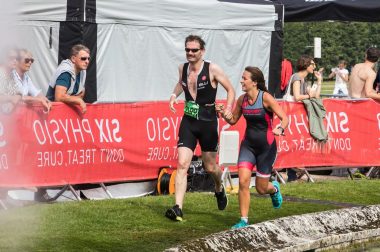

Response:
(0, 179), (379, 251)
(321, 80), (335, 95)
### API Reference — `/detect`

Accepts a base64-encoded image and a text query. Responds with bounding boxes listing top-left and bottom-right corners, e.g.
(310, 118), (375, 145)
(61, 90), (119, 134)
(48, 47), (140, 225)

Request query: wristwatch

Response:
(277, 126), (285, 135)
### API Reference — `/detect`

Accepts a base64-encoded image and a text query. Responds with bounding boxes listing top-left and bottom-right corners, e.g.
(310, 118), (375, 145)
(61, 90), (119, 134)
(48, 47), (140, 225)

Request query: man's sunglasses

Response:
(24, 58), (34, 64)
(185, 48), (200, 53)
(80, 57), (91, 61)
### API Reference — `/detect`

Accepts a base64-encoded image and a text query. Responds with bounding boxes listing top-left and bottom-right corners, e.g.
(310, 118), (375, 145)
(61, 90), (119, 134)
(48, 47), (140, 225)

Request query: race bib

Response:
(184, 101), (199, 119)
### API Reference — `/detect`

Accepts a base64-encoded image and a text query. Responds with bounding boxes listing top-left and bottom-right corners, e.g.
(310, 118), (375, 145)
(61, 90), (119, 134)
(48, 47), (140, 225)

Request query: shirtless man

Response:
(349, 47), (380, 101)
(165, 35), (235, 221)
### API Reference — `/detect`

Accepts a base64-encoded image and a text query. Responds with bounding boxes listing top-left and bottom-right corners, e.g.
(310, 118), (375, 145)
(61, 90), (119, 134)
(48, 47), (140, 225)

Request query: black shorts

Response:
(237, 139), (277, 177)
(177, 115), (218, 152)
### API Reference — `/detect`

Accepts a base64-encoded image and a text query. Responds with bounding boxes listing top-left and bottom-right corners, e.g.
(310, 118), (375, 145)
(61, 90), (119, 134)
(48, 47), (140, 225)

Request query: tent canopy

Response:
(272, 0), (380, 22)
(15, 0), (284, 102)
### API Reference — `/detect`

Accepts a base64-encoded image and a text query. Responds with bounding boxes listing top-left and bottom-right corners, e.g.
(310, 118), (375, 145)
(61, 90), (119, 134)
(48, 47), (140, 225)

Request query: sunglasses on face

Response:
(24, 58), (34, 64)
(185, 48), (200, 53)
(310, 62), (316, 67)
(80, 57), (90, 61)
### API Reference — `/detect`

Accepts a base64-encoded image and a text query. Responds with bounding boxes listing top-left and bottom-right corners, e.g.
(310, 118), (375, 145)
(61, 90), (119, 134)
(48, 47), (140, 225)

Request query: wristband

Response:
(171, 93), (177, 98)
(226, 104), (233, 110)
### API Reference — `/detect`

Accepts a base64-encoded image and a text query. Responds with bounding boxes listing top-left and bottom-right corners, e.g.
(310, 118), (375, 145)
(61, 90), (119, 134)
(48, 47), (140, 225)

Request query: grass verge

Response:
(0, 179), (379, 251)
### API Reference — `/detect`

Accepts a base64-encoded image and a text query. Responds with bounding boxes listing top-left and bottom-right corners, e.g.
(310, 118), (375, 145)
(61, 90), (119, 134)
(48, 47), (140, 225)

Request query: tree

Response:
(283, 22), (380, 76)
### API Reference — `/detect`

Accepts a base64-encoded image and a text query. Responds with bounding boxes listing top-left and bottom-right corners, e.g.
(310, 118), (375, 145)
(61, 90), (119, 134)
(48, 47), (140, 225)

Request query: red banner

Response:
(0, 99), (379, 187)
(274, 99), (380, 168)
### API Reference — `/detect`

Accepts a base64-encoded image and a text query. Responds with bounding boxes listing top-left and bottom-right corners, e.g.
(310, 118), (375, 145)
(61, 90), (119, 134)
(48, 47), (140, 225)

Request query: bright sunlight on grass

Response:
(0, 179), (379, 251)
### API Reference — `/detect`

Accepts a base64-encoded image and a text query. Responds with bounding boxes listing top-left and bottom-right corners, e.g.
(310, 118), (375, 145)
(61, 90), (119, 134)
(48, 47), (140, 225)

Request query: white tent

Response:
(14, 0), (284, 102)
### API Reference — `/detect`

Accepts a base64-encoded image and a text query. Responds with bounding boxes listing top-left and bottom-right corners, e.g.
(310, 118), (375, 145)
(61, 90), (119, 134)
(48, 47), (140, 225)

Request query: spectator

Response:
(373, 67), (380, 93)
(283, 55), (323, 102)
(0, 47), (22, 200)
(283, 55), (325, 182)
(349, 48), (380, 175)
(280, 58), (293, 97)
(0, 48), (21, 107)
(13, 49), (51, 112)
(46, 44), (89, 113)
(349, 47), (380, 101)
(12, 48), (52, 202)
(373, 65), (380, 93)
(329, 60), (349, 96)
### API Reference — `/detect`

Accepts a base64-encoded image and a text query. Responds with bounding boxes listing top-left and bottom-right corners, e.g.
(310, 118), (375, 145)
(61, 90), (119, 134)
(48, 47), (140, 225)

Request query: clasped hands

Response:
(215, 104), (233, 120)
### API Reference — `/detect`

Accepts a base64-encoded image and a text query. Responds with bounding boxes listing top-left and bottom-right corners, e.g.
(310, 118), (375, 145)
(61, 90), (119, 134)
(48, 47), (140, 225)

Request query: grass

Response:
(281, 180), (380, 205)
(325, 238), (380, 252)
(322, 80), (335, 94)
(0, 179), (379, 251)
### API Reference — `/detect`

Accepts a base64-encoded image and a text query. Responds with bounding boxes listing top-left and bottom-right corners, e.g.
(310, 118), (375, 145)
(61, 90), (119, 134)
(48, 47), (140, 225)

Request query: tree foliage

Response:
(283, 22), (380, 75)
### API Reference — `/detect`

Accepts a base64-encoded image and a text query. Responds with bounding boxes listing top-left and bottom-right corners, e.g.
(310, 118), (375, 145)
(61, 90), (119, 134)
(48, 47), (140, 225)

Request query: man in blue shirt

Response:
(46, 44), (90, 113)
(35, 44), (90, 202)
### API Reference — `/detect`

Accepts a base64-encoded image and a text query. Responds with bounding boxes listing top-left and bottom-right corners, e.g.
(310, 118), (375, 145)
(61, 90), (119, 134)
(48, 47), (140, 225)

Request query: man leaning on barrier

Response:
(12, 48), (54, 202)
(349, 47), (380, 101)
(46, 44), (89, 114)
(13, 48), (51, 112)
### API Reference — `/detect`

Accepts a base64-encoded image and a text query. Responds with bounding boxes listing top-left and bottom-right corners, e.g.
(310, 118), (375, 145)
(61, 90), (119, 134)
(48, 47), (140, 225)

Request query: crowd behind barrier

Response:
(0, 99), (379, 188)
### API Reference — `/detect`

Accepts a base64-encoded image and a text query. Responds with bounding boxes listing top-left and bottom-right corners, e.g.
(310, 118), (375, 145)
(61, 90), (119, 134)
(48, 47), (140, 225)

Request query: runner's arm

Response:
(263, 92), (289, 135)
(169, 65), (184, 113)
(210, 63), (235, 117)
(217, 94), (243, 125)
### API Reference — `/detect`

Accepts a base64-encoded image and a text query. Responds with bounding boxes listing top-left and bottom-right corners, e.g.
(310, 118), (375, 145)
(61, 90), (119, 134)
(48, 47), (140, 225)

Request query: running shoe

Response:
(231, 219), (249, 229)
(215, 184), (228, 210)
(270, 181), (283, 209)
(165, 204), (183, 221)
